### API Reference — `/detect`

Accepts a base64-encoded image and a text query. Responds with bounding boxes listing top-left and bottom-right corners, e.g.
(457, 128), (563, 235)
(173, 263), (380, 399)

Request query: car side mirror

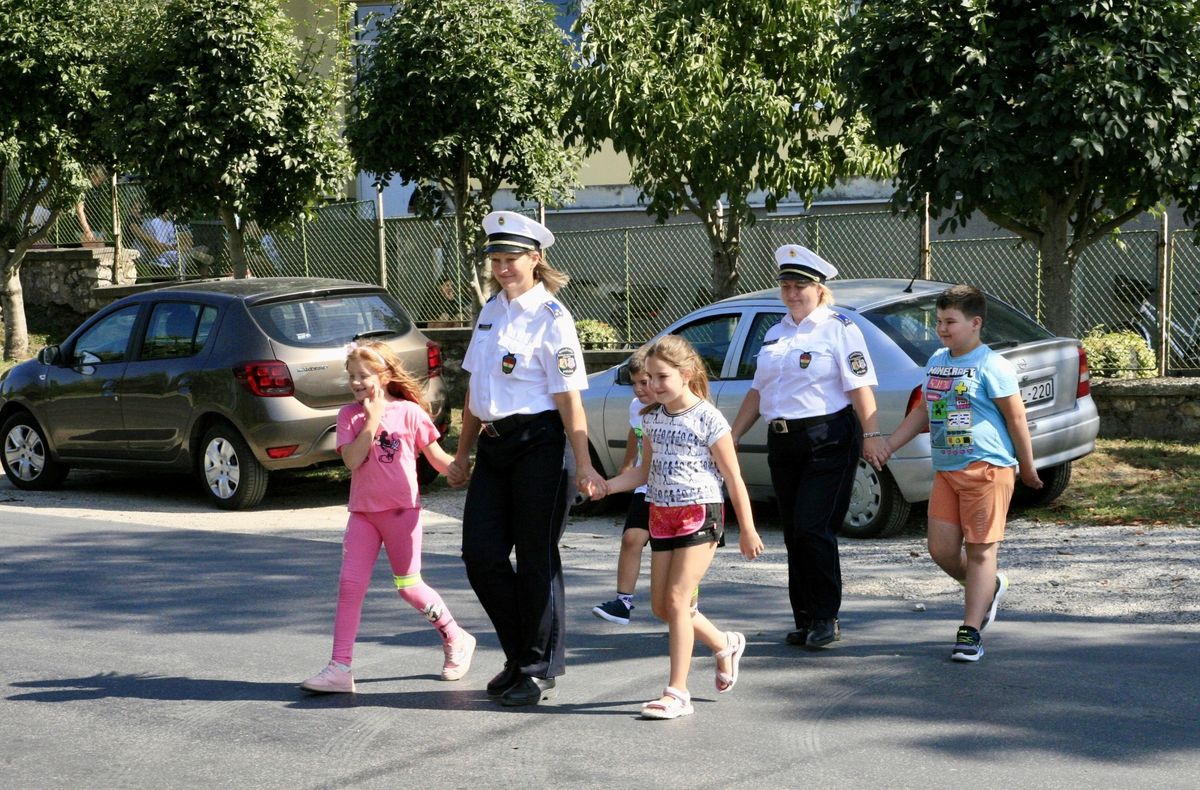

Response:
(615, 364), (632, 386)
(37, 345), (62, 365)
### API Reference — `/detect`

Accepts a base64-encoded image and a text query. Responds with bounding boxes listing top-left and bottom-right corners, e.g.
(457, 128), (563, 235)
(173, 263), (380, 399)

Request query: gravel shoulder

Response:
(3, 470), (1197, 625)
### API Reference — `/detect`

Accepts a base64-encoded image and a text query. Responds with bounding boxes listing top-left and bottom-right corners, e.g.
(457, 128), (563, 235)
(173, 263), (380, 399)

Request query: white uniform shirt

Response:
(751, 305), (878, 419)
(463, 282), (588, 421)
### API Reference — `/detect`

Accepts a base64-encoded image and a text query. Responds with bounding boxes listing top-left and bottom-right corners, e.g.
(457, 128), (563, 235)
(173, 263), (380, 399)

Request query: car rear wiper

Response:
(353, 329), (396, 341)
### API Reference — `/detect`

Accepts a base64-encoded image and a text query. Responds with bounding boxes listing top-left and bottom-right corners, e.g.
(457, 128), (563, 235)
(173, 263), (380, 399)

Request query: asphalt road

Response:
(2, 473), (1199, 789)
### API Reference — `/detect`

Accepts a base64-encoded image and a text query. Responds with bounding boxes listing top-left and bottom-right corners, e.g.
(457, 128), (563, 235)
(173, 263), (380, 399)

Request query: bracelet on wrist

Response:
(863, 431), (884, 439)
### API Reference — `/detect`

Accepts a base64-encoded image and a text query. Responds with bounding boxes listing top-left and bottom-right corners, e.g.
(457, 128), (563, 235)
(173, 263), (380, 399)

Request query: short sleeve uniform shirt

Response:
(462, 282), (588, 421)
(751, 306), (877, 419)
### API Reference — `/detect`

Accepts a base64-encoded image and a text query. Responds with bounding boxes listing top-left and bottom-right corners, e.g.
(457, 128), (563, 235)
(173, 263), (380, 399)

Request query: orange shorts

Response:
(927, 461), (1015, 544)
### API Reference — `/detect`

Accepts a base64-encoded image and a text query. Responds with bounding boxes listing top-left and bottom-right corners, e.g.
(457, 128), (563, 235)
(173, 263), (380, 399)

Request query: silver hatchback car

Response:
(1, 278), (447, 509)
(581, 279), (1100, 537)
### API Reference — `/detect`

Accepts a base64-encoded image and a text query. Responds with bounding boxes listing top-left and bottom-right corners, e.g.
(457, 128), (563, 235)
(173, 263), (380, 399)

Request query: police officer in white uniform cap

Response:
(449, 210), (607, 706)
(730, 245), (888, 649)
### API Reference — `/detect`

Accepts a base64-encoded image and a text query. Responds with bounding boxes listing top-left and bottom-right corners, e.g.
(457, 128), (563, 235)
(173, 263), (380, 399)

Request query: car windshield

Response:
(250, 292), (414, 348)
(863, 294), (1052, 365)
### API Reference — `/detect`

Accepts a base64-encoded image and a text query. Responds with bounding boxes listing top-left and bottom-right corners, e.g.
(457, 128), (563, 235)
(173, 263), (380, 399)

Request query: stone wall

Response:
(1090, 378), (1200, 441)
(19, 246), (138, 325)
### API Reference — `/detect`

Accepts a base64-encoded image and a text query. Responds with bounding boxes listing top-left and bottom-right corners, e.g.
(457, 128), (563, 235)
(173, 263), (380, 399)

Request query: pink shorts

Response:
(648, 502), (724, 552)
(928, 461), (1015, 544)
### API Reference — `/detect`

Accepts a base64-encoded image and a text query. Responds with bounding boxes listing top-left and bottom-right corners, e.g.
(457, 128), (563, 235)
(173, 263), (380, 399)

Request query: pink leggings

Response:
(331, 508), (461, 665)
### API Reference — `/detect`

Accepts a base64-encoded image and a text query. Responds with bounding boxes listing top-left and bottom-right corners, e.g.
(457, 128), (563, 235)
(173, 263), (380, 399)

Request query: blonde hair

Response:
(345, 340), (430, 413)
(817, 282), (835, 306)
(487, 249), (571, 295)
(640, 334), (710, 411)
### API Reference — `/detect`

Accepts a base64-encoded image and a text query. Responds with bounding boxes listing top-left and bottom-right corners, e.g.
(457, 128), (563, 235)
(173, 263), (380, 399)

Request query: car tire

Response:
(199, 423), (269, 510)
(1, 412), (69, 490)
(1012, 461), (1072, 509)
(842, 461), (911, 539)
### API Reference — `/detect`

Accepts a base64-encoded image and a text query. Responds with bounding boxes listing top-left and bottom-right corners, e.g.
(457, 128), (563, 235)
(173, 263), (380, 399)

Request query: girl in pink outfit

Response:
(301, 341), (474, 694)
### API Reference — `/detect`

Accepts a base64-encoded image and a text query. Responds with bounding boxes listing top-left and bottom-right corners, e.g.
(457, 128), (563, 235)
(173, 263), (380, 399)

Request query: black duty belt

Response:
(767, 406), (852, 434)
(481, 410), (557, 438)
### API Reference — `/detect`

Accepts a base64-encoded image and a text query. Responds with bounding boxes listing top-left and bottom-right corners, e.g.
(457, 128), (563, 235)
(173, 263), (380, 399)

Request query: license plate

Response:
(1021, 378), (1054, 404)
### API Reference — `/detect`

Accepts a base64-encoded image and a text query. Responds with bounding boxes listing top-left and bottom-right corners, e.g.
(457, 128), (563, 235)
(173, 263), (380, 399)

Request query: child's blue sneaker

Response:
(592, 598), (632, 625)
(951, 625), (984, 662)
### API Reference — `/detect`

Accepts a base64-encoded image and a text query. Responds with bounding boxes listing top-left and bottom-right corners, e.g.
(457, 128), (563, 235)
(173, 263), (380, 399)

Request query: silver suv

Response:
(580, 279), (1100, 537)
(1, 278), (447, 509)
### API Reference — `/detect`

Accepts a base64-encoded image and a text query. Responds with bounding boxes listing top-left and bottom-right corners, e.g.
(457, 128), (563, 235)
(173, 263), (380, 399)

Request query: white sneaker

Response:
(300, 661), (355, 693)
(981, 572), (1009, 631)
(441, 631), (476, 681)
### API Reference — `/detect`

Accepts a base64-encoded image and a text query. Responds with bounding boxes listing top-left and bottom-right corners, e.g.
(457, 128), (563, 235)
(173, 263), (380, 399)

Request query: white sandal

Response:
(641, 686), (694, 720)
(714, 631), (746, 694)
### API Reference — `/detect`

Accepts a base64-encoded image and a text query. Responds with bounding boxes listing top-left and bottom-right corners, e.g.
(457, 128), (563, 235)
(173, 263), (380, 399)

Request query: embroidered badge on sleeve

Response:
(556, 347), (578, 376)
(848, 350), (868, 376)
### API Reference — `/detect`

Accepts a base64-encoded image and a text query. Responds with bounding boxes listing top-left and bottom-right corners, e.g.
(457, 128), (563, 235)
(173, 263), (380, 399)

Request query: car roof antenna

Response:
(904, 194), (929, 293)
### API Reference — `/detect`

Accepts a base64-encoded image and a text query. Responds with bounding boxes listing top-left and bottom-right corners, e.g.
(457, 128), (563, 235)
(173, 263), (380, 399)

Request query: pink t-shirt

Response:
(336, 399), (440, 512)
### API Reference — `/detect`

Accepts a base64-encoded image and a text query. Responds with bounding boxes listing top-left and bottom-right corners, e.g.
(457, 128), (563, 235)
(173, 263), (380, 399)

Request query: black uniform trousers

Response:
(767, 406), (862, 626)
(461, 410), (574, 679)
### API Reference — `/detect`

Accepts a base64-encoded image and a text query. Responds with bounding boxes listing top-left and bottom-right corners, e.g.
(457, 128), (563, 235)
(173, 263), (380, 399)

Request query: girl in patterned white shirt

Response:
(603, 335), (763, 720)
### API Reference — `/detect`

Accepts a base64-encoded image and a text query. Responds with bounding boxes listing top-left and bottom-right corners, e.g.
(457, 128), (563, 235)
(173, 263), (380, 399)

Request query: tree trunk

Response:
(699, 206), (740, 302)
(1037, 216), (1075, 337)
(219, 207), (251, 279)
(0, 247), (31, 361)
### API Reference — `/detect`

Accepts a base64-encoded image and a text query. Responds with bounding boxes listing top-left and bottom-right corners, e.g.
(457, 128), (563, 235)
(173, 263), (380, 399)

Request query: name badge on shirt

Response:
(477, 323), (492, 330)
(501, 351), (516, 374)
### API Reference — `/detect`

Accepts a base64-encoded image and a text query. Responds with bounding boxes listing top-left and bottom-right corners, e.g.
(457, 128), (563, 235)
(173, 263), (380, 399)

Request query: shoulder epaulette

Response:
(486, 293), (498, 304)
(543, 301), (564, 318)
(831, 311), (852, 326)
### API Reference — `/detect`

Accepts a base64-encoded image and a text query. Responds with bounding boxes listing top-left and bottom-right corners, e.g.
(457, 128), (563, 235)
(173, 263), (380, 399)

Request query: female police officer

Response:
(730, 245), (887, 649)
(448, 211), (606, 706)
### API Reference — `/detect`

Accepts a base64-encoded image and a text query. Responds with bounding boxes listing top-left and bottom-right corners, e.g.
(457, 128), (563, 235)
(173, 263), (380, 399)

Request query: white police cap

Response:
(775, 244), (838, 283)
(483, 211), (555, 254)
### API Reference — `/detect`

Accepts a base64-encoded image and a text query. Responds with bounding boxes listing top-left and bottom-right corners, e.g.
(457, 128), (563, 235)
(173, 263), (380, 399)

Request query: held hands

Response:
(446, 456), (472, 488)
(576, 466), (609, 500)
(862, 435), (889, 470)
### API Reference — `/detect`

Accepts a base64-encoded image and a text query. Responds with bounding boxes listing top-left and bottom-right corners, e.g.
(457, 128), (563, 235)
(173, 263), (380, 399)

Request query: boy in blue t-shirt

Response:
(884, 285), (1043, 662)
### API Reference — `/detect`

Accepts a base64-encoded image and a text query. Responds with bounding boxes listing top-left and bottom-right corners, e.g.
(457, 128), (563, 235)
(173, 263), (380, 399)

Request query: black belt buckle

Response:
(769, 419), (789, 434)
(482, 422), (500, 438)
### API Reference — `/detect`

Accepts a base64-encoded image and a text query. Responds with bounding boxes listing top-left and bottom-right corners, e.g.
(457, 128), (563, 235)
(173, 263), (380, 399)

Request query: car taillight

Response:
(426, 340), (442, 379)
(234, 361), (294, 397)
(905, 385), (930, 433)
(266, 445), (299, 459)
(1076, 345), (1091, 398)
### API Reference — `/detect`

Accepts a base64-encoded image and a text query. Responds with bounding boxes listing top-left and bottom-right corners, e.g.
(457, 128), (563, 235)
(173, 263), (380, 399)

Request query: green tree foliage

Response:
(109, 0), (350, 279)
(346, 0), (579, 306)
(0, 0), (125, 360)
(570, 0), (889, 301)
(845, 0), (1200, 336)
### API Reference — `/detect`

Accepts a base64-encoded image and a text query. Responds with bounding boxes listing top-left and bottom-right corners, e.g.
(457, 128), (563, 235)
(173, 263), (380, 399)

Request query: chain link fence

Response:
(14, 173), (1199, 374)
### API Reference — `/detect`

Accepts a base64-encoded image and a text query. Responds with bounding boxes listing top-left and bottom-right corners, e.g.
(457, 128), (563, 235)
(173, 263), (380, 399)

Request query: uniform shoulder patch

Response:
(486, 293), (498, 304)
(543, 301), (564, 318)
(556, 346), (578, 376)
(832, 311), (852, 326)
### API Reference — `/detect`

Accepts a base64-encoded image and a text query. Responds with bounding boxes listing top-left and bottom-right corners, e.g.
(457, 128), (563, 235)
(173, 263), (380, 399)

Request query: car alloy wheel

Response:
(1, 413), (69, 490)
(842, 461), (911, 539)
(200, 423), (268, 510)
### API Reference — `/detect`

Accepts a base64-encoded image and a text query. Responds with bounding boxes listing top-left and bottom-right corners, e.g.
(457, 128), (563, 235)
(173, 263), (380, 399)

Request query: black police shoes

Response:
(486, 664), (521, 698)
(806, 618), (841, 648)
(498, 675), (557, 707)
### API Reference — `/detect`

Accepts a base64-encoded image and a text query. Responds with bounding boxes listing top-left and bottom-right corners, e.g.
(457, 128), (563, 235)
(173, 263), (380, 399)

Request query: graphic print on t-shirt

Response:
(927, 364), (978, 457)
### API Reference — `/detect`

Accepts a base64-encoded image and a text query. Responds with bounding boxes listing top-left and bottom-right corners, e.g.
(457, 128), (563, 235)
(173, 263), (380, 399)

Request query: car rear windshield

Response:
(863, 294), (1053, 365)
(250, 292), (414, 348)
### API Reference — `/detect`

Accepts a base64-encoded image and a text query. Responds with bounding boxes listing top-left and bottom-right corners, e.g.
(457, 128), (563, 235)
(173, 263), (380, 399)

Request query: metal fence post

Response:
(623, 228), (631, 342)
(110, 172), (121, 284)
(1156, 212), (1170, 376)
(301, 218), (310, 276)
(920, 193), (932, 279)
(375, 183), (387, 289)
